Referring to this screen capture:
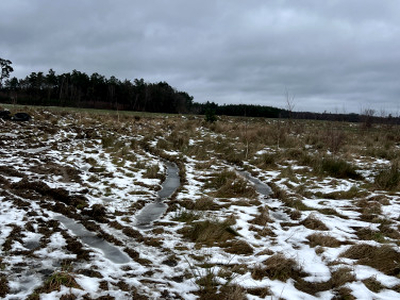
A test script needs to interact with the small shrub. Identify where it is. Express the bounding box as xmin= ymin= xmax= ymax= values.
xmin=204 ymin=107 xmax=217 ymax=123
